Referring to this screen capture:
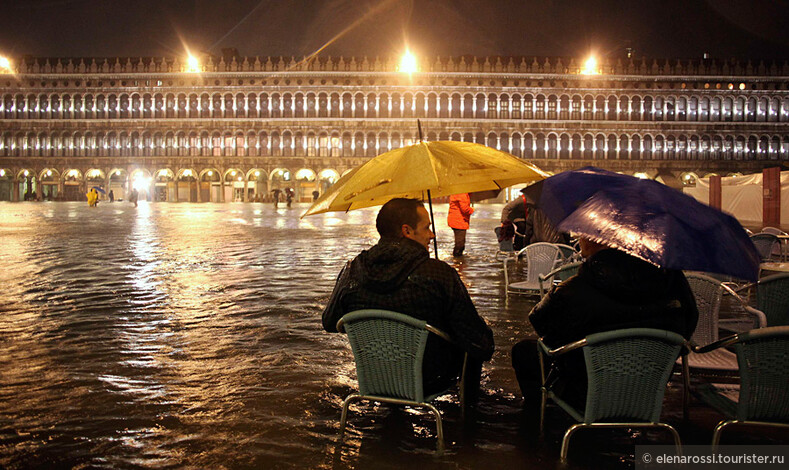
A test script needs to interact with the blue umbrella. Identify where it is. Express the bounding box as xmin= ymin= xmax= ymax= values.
xmin=91 ymin=186 xmax=106 ymax=194
xmin=538 ymin=167 xmax=760 ymax=281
